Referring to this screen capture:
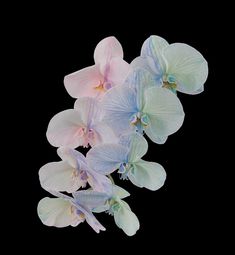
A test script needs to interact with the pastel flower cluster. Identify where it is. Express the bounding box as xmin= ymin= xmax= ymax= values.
xmin=37 ymin=36 xmax=208 ymax=236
